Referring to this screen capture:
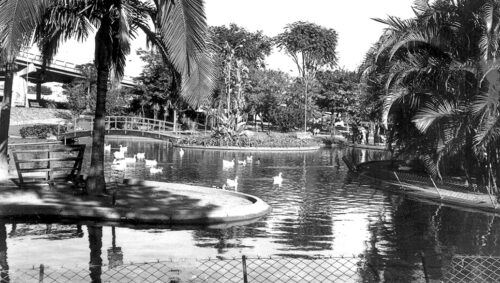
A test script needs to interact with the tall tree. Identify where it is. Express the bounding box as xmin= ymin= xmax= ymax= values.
xmin=276 ymin=21 xmax=338 ymax=132
xmin=210 ymin=24 xmax=272 ymax=121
